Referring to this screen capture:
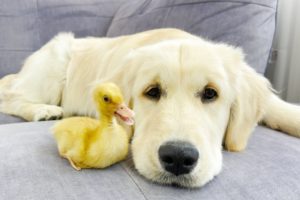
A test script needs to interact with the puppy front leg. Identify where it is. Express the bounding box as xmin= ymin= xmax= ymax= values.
xmin=0 ymin=97 xmax=63 ymax=121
